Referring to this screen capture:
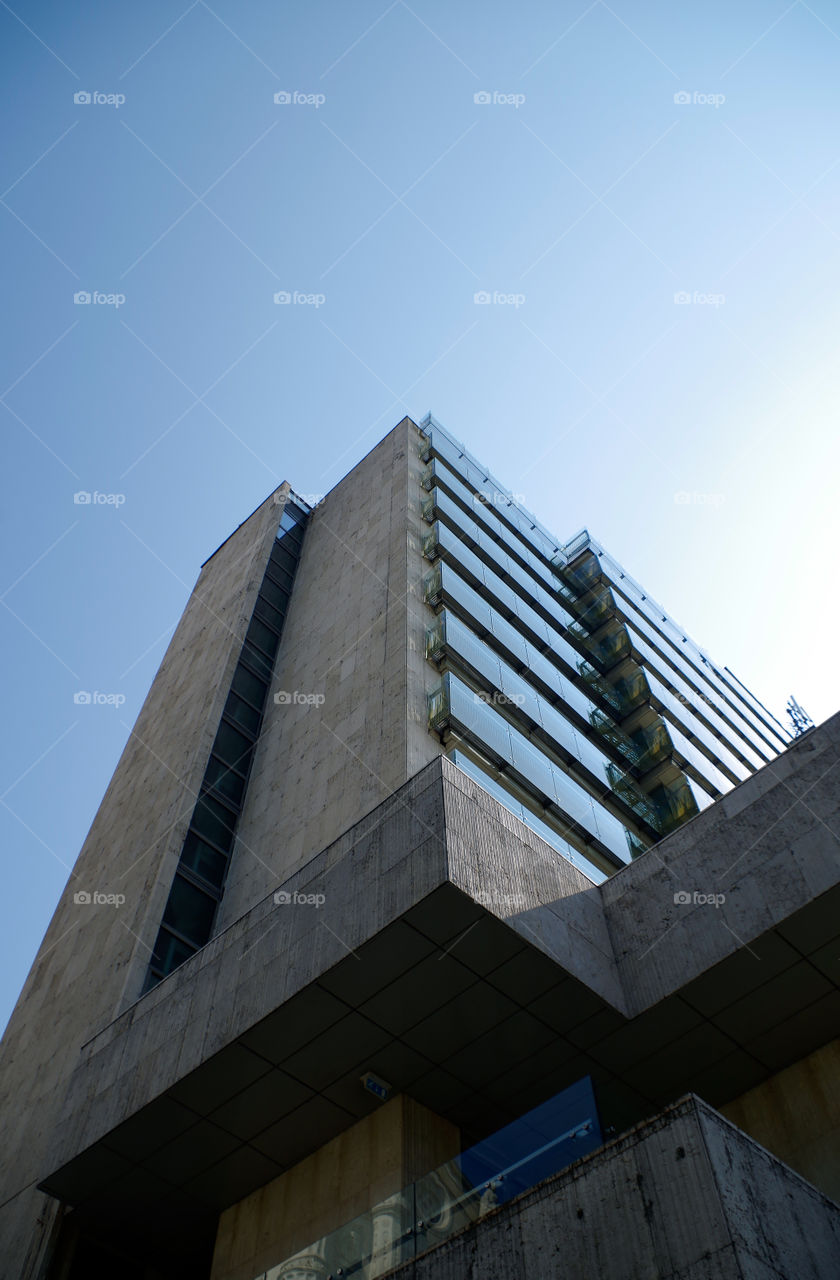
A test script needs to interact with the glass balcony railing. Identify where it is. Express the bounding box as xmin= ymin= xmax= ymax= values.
xmin=559 ymin=548 xmax=602 ymax=595
xmin=423 ymin=516 xmax=576 ymax=636
xmin=449 ymin=750 xmax=606 ymax=883
xmin=255 ymin=1078 xmax=602 ymax=1280
xmin=421 ymin=460 xmax=561 ymax=598
xmin=428 ymin=673 xmax=643 ymax=864
xmin=423 ymin=562 xmax=631 ymax=727
xmin=426 ymin=611 xmax=660 ymax=833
